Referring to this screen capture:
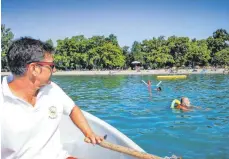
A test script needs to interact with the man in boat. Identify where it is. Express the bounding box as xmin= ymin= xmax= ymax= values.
xmin=1 ymin=37 xmax=103 ymax=159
